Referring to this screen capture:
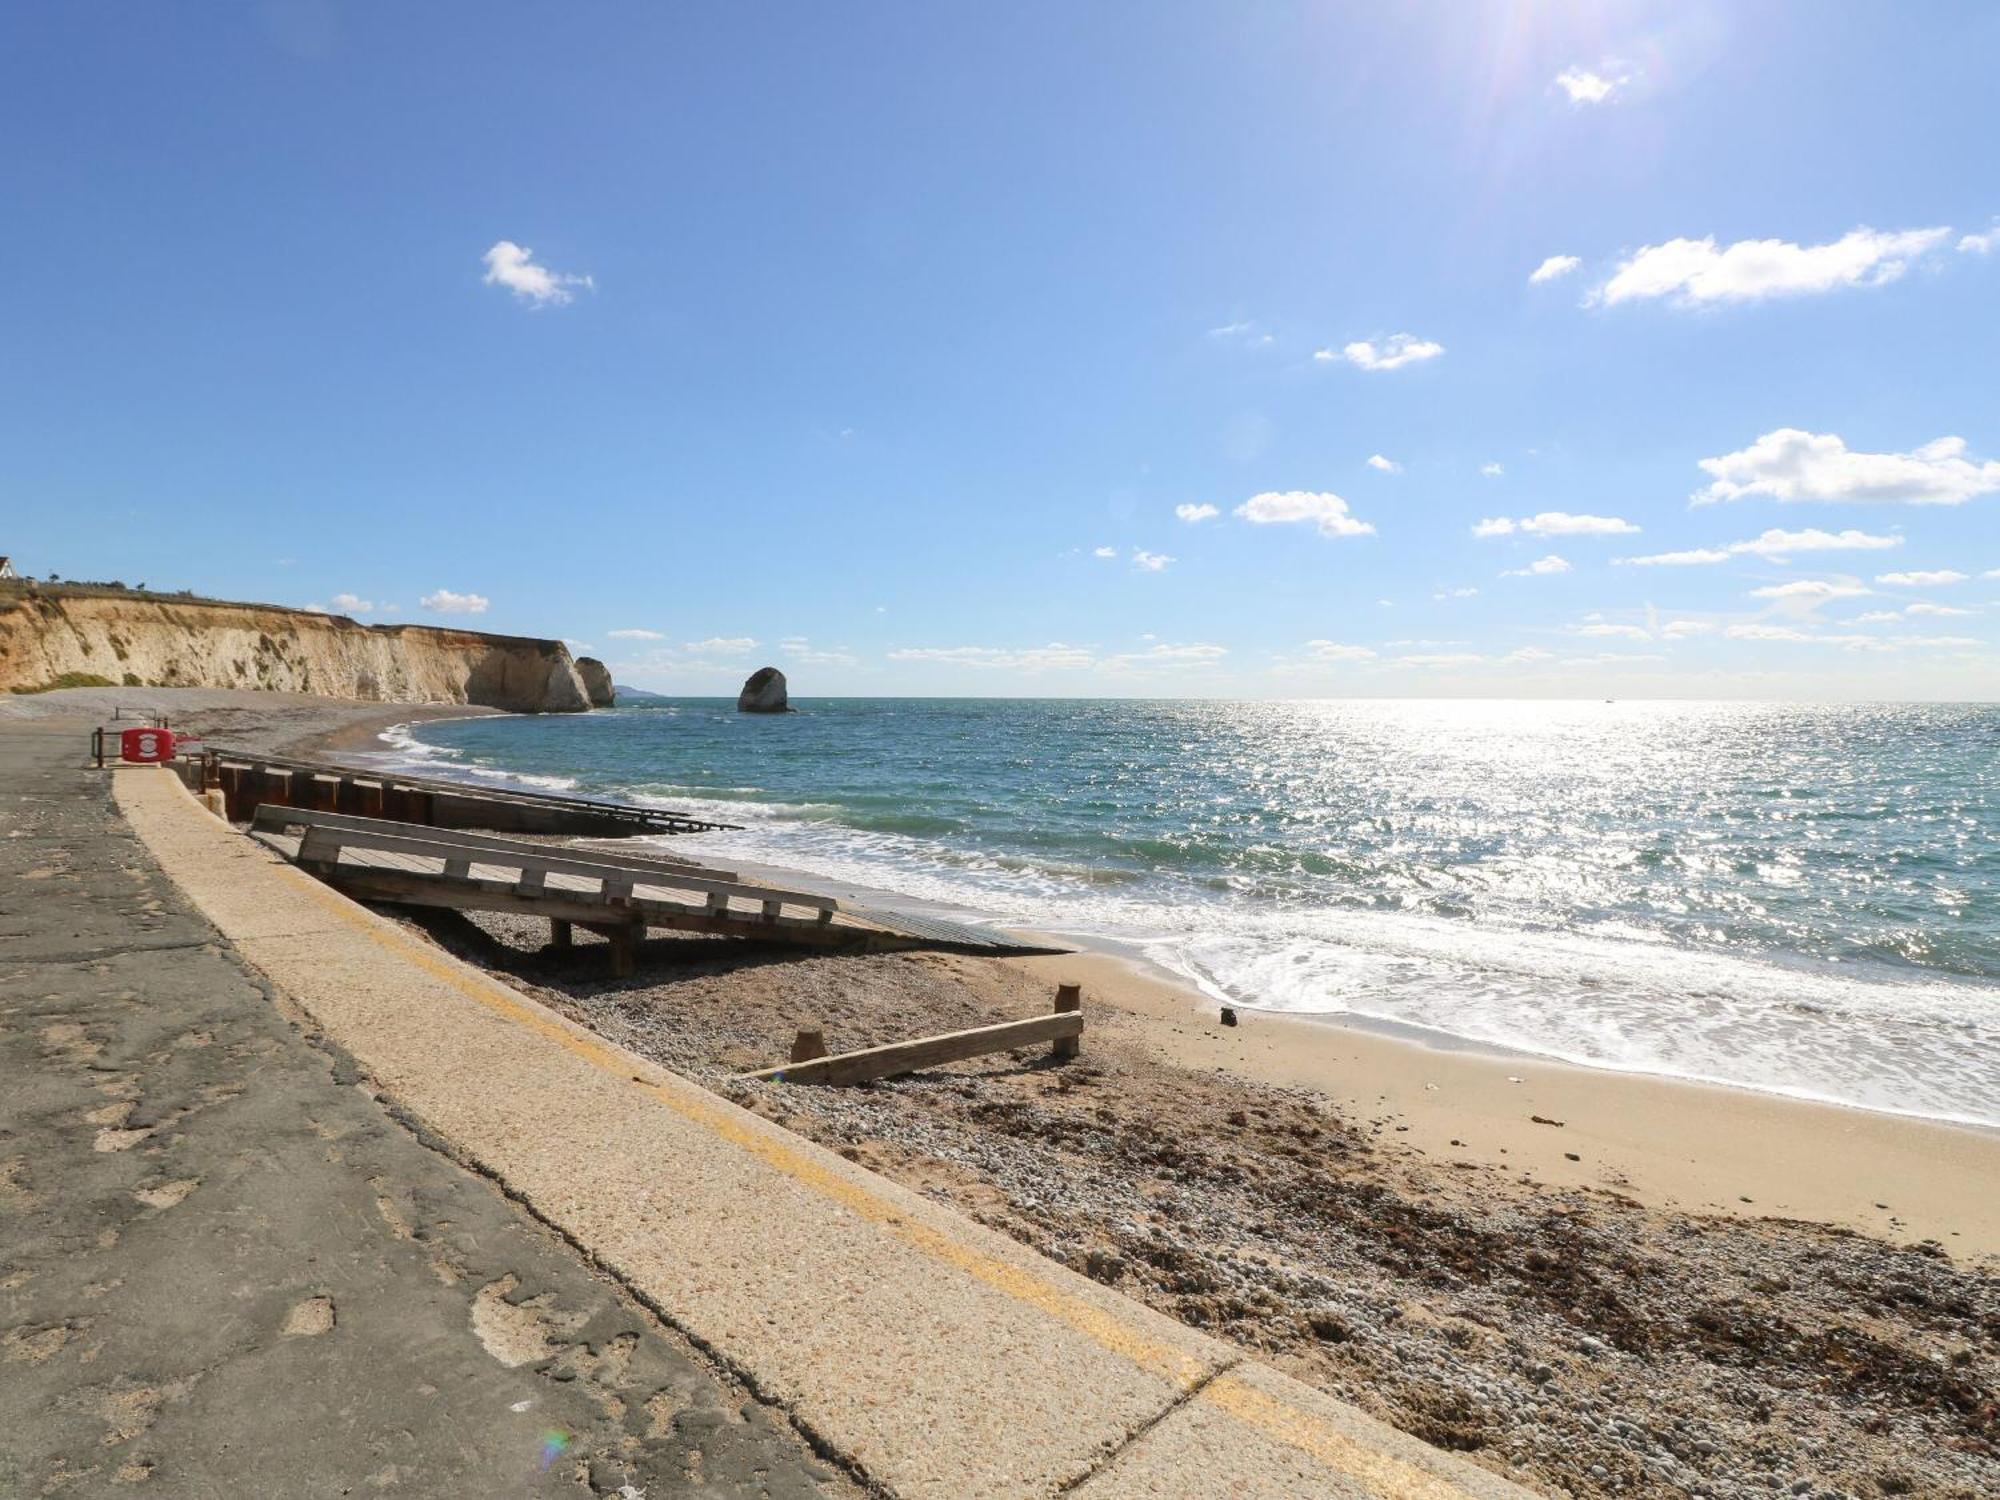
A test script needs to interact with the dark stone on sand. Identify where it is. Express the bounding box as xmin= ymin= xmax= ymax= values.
xmin=1220 ymin=1006 xmax=1238 ymax=1027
